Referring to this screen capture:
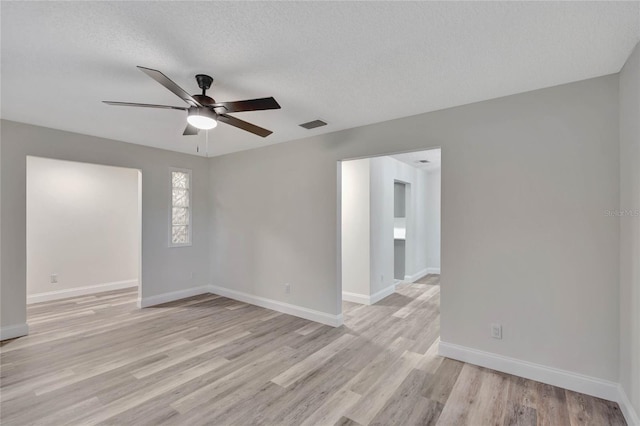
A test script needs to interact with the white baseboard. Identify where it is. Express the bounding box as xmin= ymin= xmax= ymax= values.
xmin=342 ymin=283 xmax=396 ymax=306
xmin=209 ymin=285 xmax=343 ymax=327
xmin=28 ymin=279 xmax=138 ymax=304
xmin=1 ymin=323 xmax=29 ymax=341
xmin=404 ymin=268 xmax=429 ymax=283
xmin=370 ymin=284 xmax=396 ymax=304
xmin=439 ymin=341 xmax=620 ymax=402
xmin=138 ymin=286 xmax=209 ymax=308
xmin=404 ymin=267 xmax=440 ymax=283
xmin=342 ymin=291 xmax=371 ymax=305
xmin=618 ymin=385 xmax=640 ymax=426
